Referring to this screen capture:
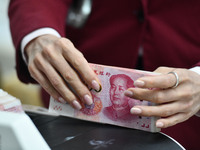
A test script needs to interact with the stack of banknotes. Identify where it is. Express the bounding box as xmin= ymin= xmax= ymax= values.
xmin=0 ymin=89 xmax=24 ymax=113
xmin=49 ymin=63 xmax=160 ymax=132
